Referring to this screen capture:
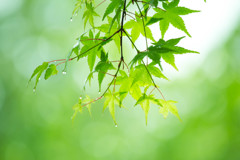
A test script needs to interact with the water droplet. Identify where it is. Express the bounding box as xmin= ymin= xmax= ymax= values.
xmin=98 ymin=92 xmax=101 ymax=94
xmin=33 ymin=89 xmax=36 ymax=93
xmin=62 ymin=71 xmax=67 ymax=75
xmin=70 ymin=17 xmax=73 ymax=22
xmin=54 ymin=61 xmax=57 ymax=63
xmin=79 ymin=96 xmax=82 ymax=100
xmin=115 ymin=124 xmax=118 ymax=127
xmin=38 ymin=78 xmax=41 ymax=80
